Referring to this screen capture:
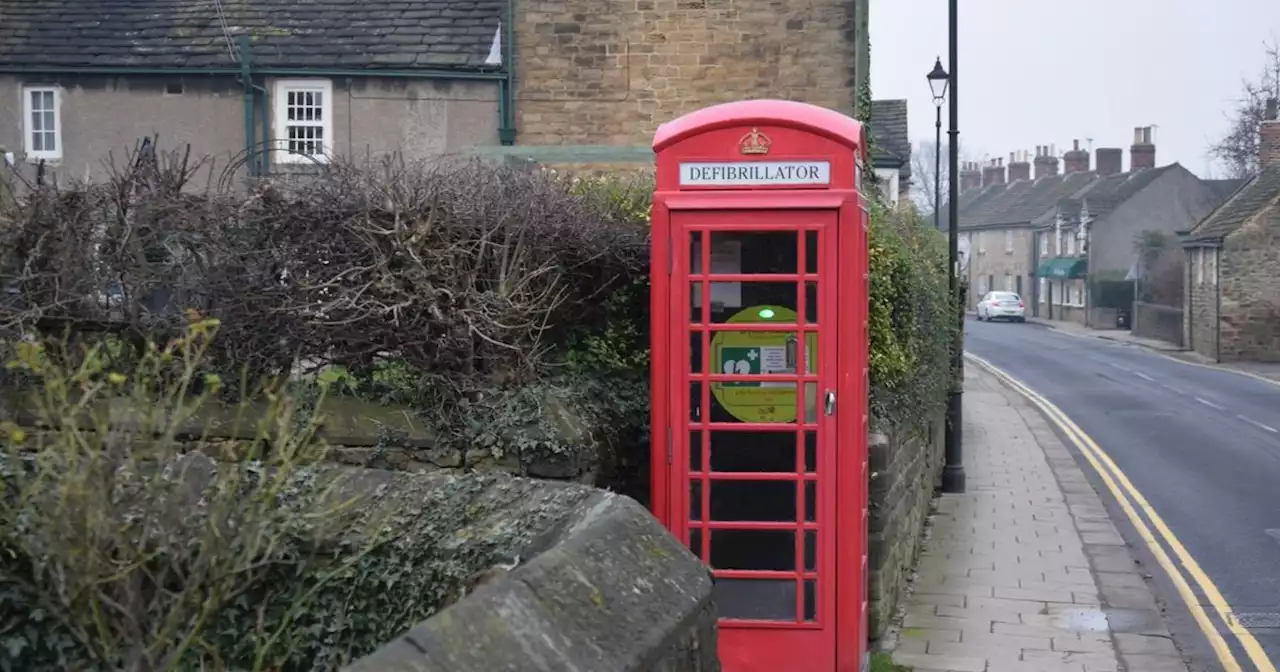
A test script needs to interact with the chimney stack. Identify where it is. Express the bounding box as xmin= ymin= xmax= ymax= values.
xmin=1261 ymin=98 xmax=1280 ymax=170
xmin=1096 ymin=147 xmax=1123 ymax=176
xmin=982 ymin=157 xmax=1007 ymax=186
xmin=1063 ymin=139 xmax=1090 ymax=174
xmin=1007 ymin=150 xmax=1032 ymax=182
xmin=1130 ymin=126 xmax=1156 ymax=170
xmin=1033 ymin=145 xmax=1060 ymax=179
xmin=960 ymin=161 xmax=983 ymax=193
